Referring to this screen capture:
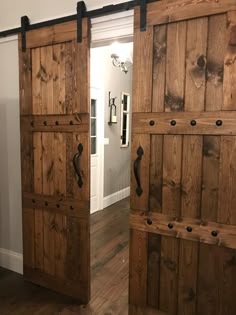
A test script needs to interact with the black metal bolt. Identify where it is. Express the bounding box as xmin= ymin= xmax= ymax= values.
xmin=187 ymin=226 xmax=193 ymax=233
xmin=31 ymin=121 xmax=34 ymax=127
xmin=211 ymin=231 xmax=218 ymax=237
xmin=55 ymin=121 xmax=59 ymax=125
xmin=70 ymin=121 xmax=74 ymax=125
xmin=45 ymin=201 xmax=48 ymax=206
xmin=70 ymin=206 xmax=74 ymax=210
xmin=147 ymin=218 xmax=152 ymax=225
xmin=216 ymin=120 xmax=222 ymax=126
xmin=56 ymin=204 xmax=60 ymax=208
xmin=191 ymin=120 xmax=197 ymax=126
xmin=149 ymin=120 xmax=155 ymax=126
xmin=168 ymin=223 xmax=174 ymax=229
xmin=32 ymin=199 xmax=36 ymax=203
xmin=43 ymin=121 xmax=47 ymax=126
xmin=171 ymin=120 xmax=176 ymax=126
